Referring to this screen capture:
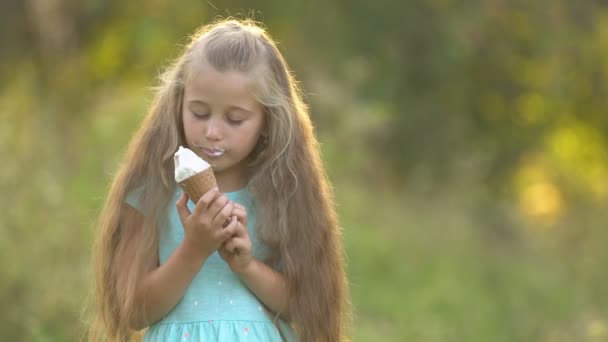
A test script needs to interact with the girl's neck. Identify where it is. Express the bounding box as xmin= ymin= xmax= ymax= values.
xmin=214 ymin=169 xmax=247 ymax=193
